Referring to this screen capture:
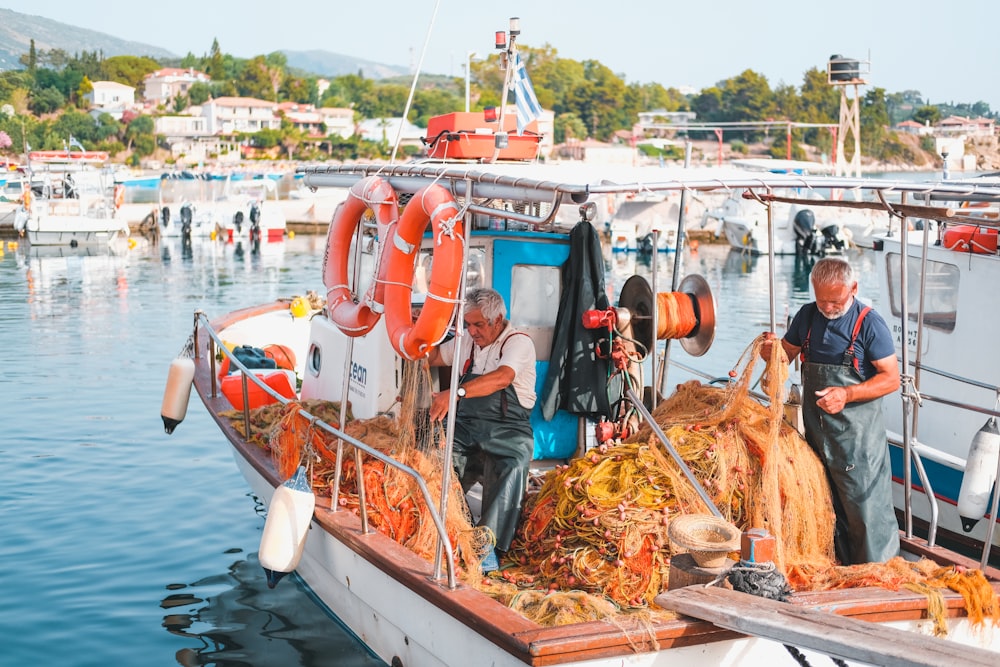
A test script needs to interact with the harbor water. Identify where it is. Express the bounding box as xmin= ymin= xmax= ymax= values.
xmin=0 ymin=233 xmax=881 ymax=666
